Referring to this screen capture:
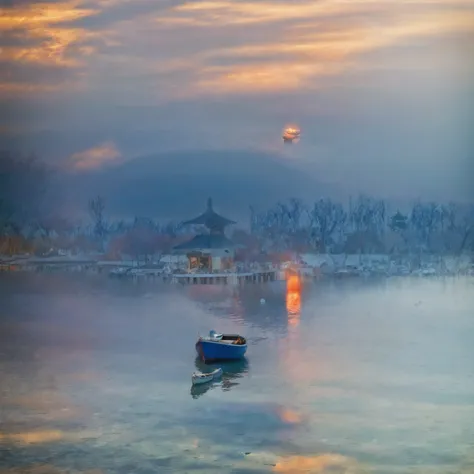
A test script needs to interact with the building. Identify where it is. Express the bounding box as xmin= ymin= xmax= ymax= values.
xmin=173 ymin=198 xmax=238 ymax=272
